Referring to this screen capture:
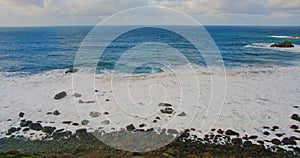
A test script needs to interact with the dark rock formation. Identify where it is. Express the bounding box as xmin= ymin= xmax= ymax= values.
xmin=270 ymin=41 xmax=294 ymax=48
